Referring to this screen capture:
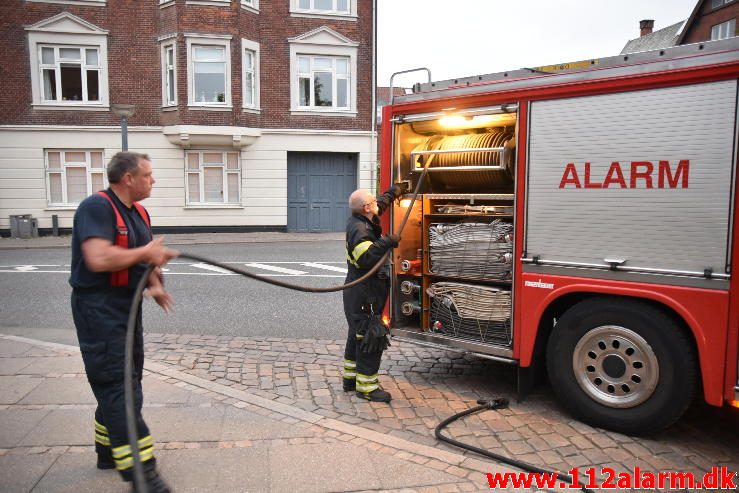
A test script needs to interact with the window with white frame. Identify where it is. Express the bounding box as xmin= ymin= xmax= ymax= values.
xmin=27 ymin=0 xmax=105 ymax=5
xmin=711 ymin=18 xmax=736 ymax=40
xmin=27 ymin=13 xmax=109 ymax=108
xmin=38 ymin=45 xmax=101 ymax=103
xmin=185 ymin=0 xmax=229 ymax=4
xmin=186 ymin=37 xmax=232 ymax=107
xmin=288 ymin=27 xmax=357 ymax=114
xmin=45 ymin=150 xmax=106 ymax=206
xmin=162 ymin=42 xmax=177 ymax=106
xmin=297 ymin=55 xmax=349 ymax=109
xmin=711 ymin=0 xmax=734 ymax=9
xmin=296 ymin=0 xmax=349 ymax=13
xmin=186 ymin=151 xmax=241 ymax=204
xmin=242 ymin=39 xmax=260 ymax=109
xmin=241 ymin=0 xmax=257 ymax=7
